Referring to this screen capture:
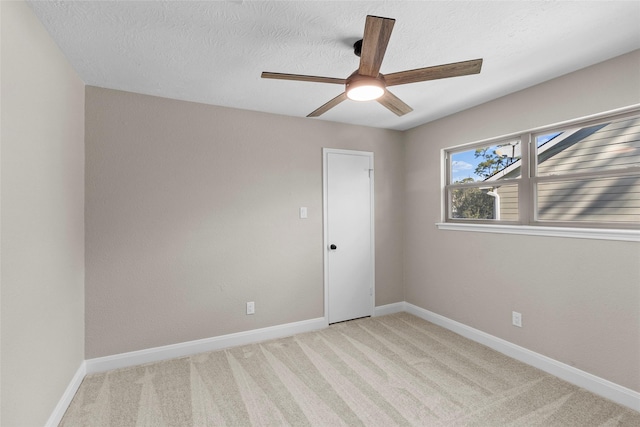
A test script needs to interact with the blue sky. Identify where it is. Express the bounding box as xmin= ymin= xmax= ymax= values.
xmin=450 ymin=133 xmax=558 ymax=183
xmin=451 ymin=150 xmax=484 ymax=182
